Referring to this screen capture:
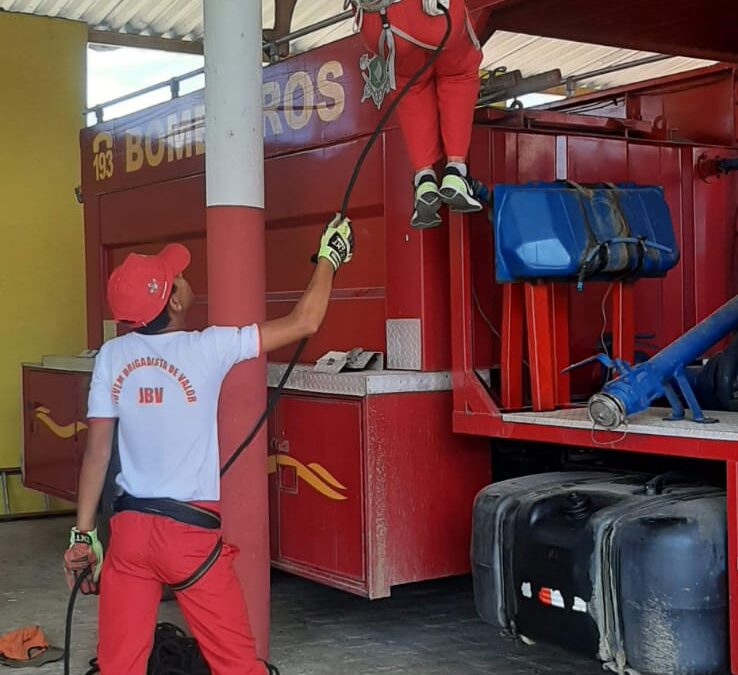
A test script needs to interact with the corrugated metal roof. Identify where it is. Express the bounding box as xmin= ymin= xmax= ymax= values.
xmin=0 ymin=0 xmax=715 ymax=91
xmin=483 ymin=31 xmax=714 ymax=90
